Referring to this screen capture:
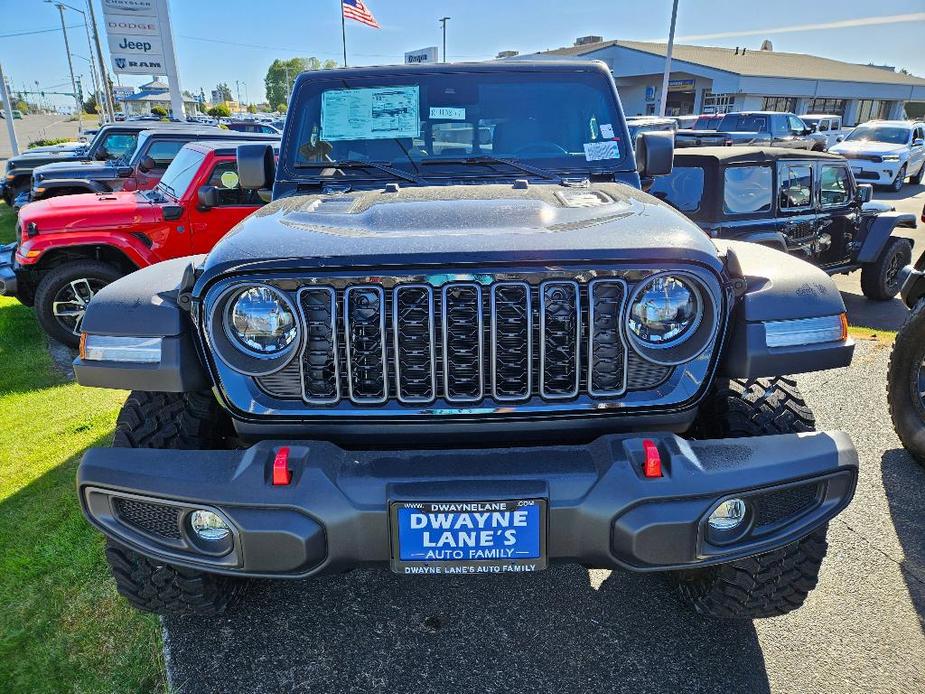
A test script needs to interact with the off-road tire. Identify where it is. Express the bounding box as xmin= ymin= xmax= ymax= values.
xmin=691 ymin=376 xmax=816 ymax=438
xmin=113 ymin=390 xmax=234 ymax=450
xmin=105 ymin=390 xmax=241 ymax=615
xmin=674 ymin=377 xmax=826 ymax=618
xmin=860 ymin=237 xmax=912 ymax=301
xmin=33 ymin=260 xmax=123 ymax=346
xmin=105 ymin=541 xmax=242 ymax=616
xmin=887 ymin=299 xmax=925 ymax=465
xmin=890 ymin=165 xmax=906 ymax=192
xmin=672 ymin=526 xmax=829 ymax=619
